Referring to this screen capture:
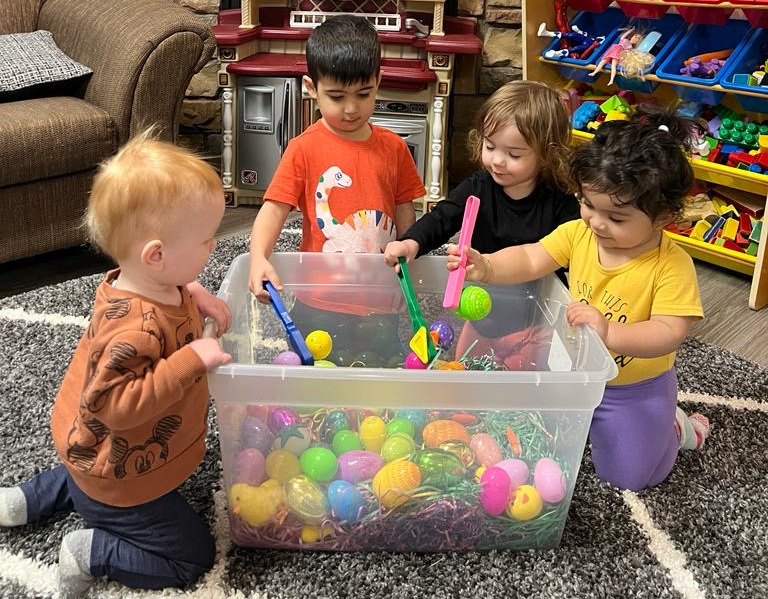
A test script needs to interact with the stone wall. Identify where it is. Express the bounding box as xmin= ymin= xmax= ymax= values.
xmin=450 ymin=0 xmax=523 ymax=185
xmin=175 ymin=0 xmax=223 ymax=159
xmin=174 ymin=0 xmax=524 ymax=186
